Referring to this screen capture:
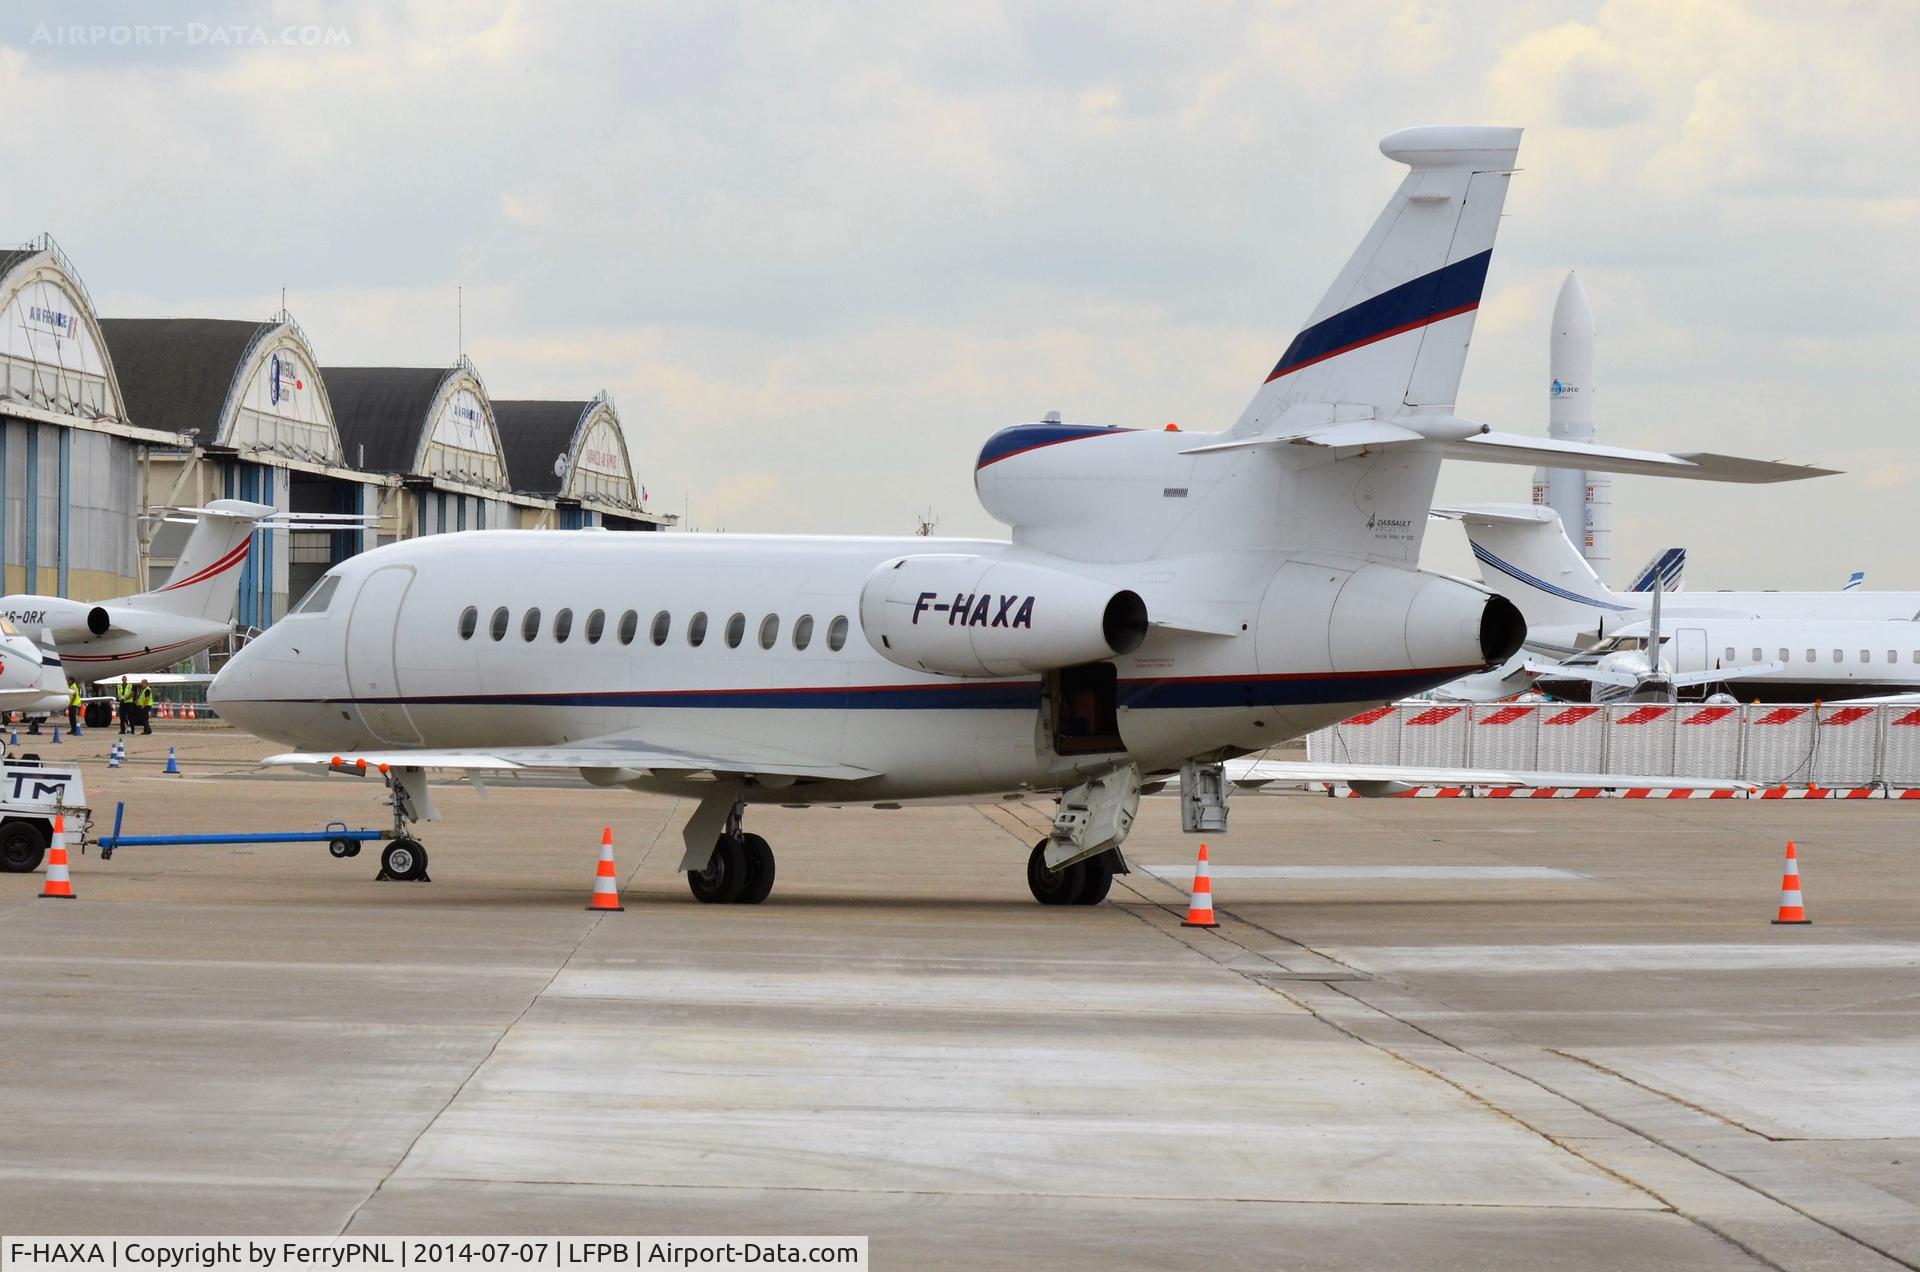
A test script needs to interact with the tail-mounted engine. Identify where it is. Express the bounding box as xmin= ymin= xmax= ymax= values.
xmin=859 ymin=554 xmax=1147 ymax=678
